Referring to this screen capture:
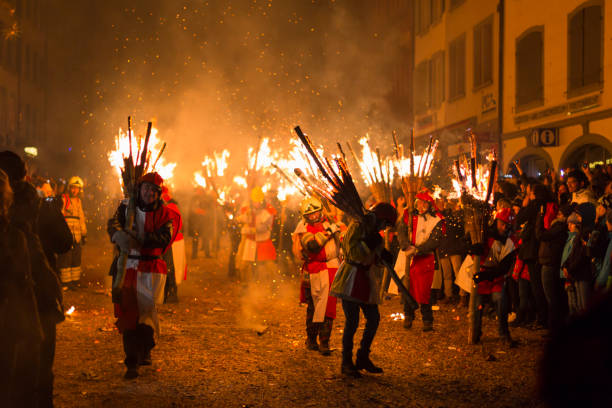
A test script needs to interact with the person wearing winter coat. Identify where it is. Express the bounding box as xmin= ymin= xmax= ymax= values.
xmin=330 ymin=202 xmax=396 ymax=378
xmin=595 ymin=209 xmax=612 ymax=291
xmin=0 ymin=151 xmax=65 ymax=408
xmin=567 ymin=170 xmax=597 ymax=205
xmin=514 ymin=182 xmax=549 ymax=328
xmin=561 ymin=213 xmax=592 ymax=316
xmin=0 ymin=168 xmax=44 ymax=408
xmin=536 ymin=203 xmax=571 ymax=332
